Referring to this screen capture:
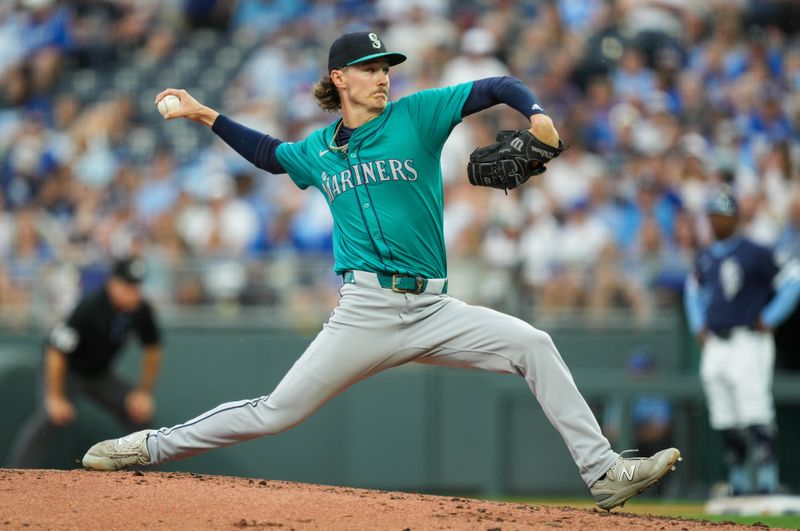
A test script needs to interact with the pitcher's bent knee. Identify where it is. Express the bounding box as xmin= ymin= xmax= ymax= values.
xmin=520 ymin=327 xmax=558 ymax=356
xmin=531 ymin=328 xmax=556 ymax=350
xmin=506 ymin=325 xmax=560 ymax=367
